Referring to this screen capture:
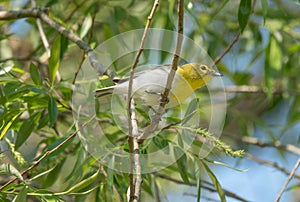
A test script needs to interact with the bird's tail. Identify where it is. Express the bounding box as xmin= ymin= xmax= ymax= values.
xmin=94 ymin=86 xmax=115 ymax=98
